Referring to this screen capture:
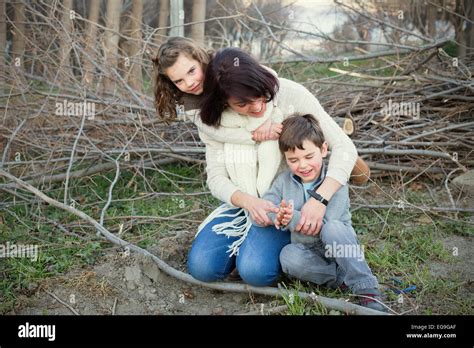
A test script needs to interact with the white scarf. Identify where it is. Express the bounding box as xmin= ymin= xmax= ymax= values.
xmin=196 ymin=101 xmax=284 ymax=256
